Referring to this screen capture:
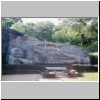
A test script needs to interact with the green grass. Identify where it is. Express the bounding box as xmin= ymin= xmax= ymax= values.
xmin=89 ymin=52 xmax=98 ymax=56
xmin=78 ymin=72 xmax=98 ymax=81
